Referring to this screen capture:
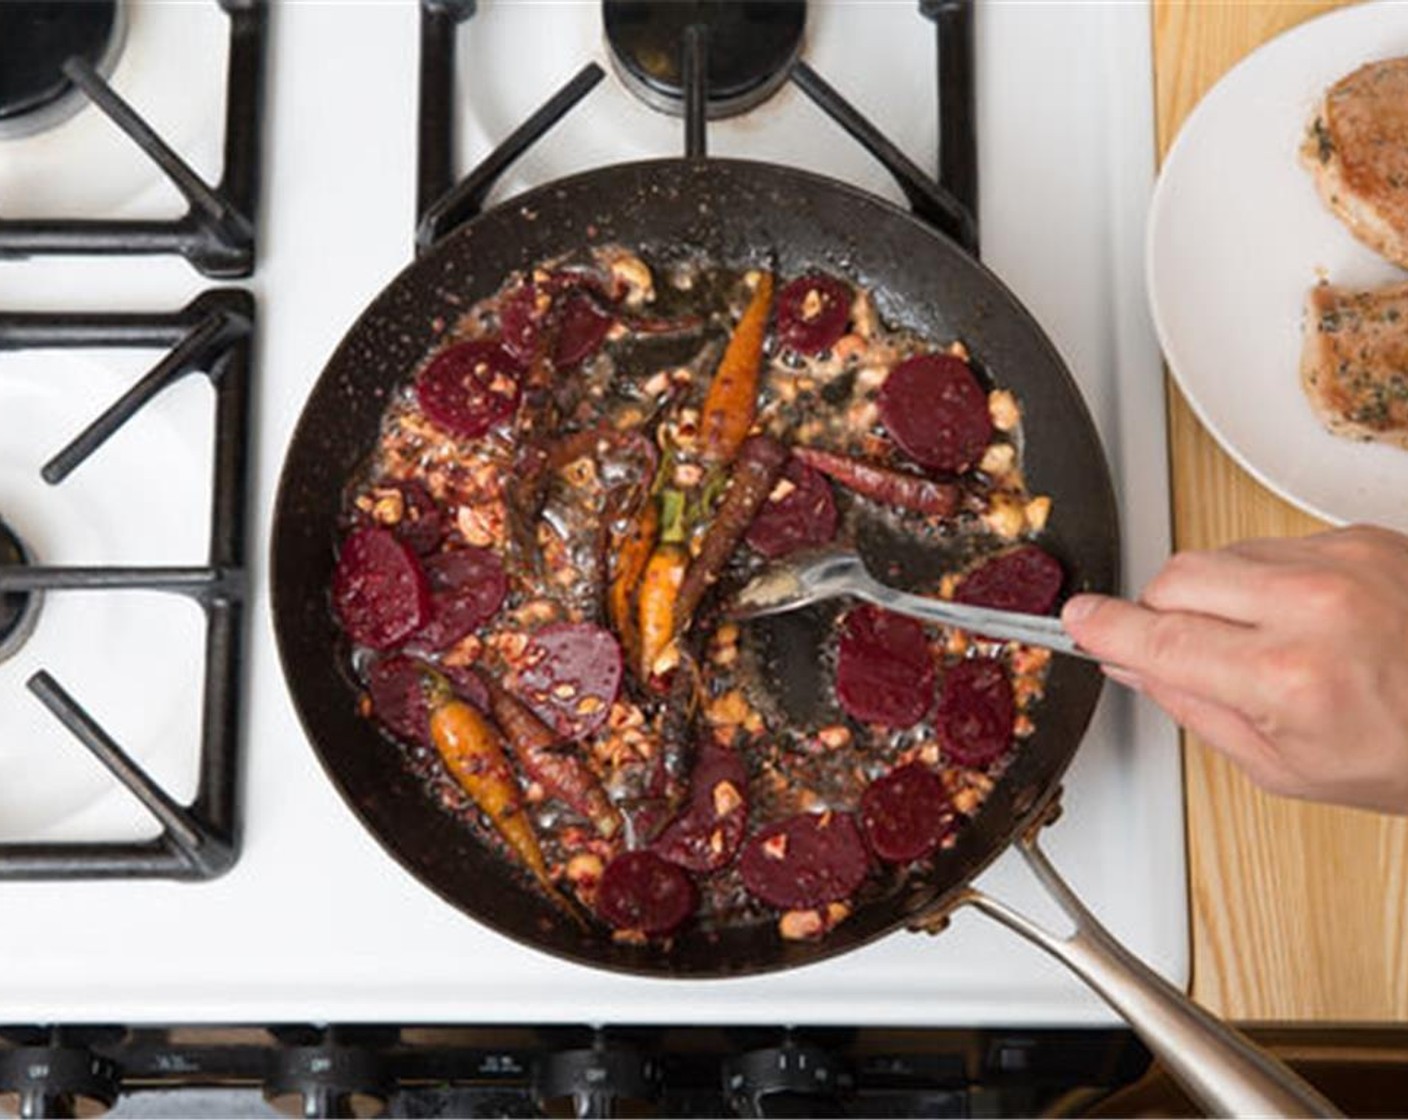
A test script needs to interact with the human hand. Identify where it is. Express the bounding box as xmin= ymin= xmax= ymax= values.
xmin=1060 ymin=525 xmax=1408 ymax=815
